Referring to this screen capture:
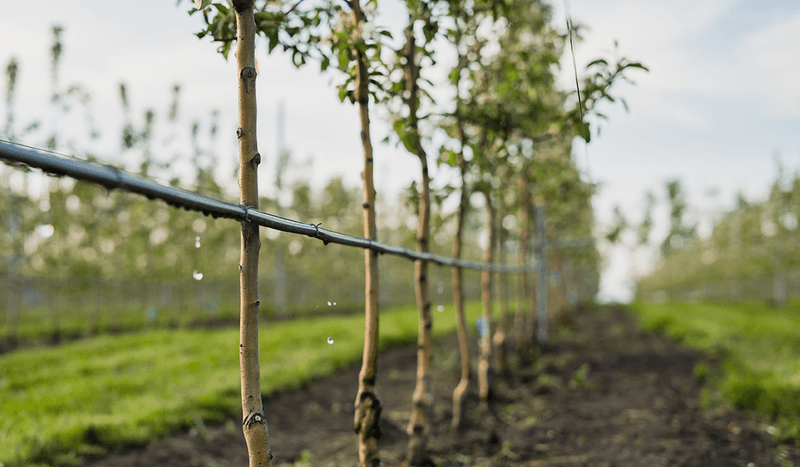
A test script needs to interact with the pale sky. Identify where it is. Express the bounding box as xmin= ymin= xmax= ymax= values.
xmin=1 ymin=1 xmax=798 ymax=302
